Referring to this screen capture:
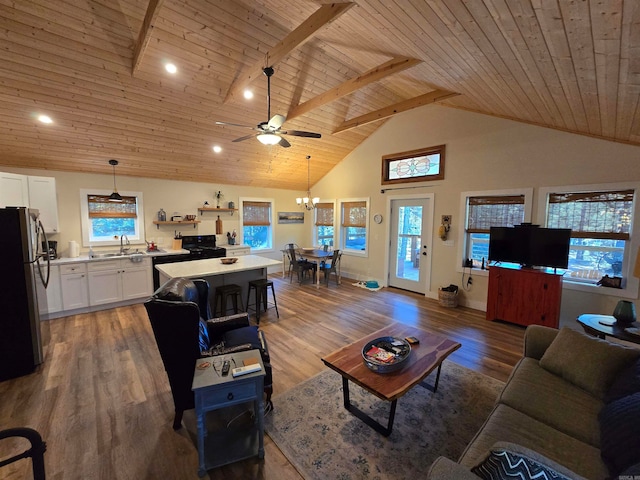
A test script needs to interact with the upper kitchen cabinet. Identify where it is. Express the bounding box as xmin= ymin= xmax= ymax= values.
xmin=0 ymin=172 xmax=60 ymax=233
xmin=0 ymin=172 xmax=29 ymax=207
xmin=28 ymin=176 xmax=59 ymax=234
